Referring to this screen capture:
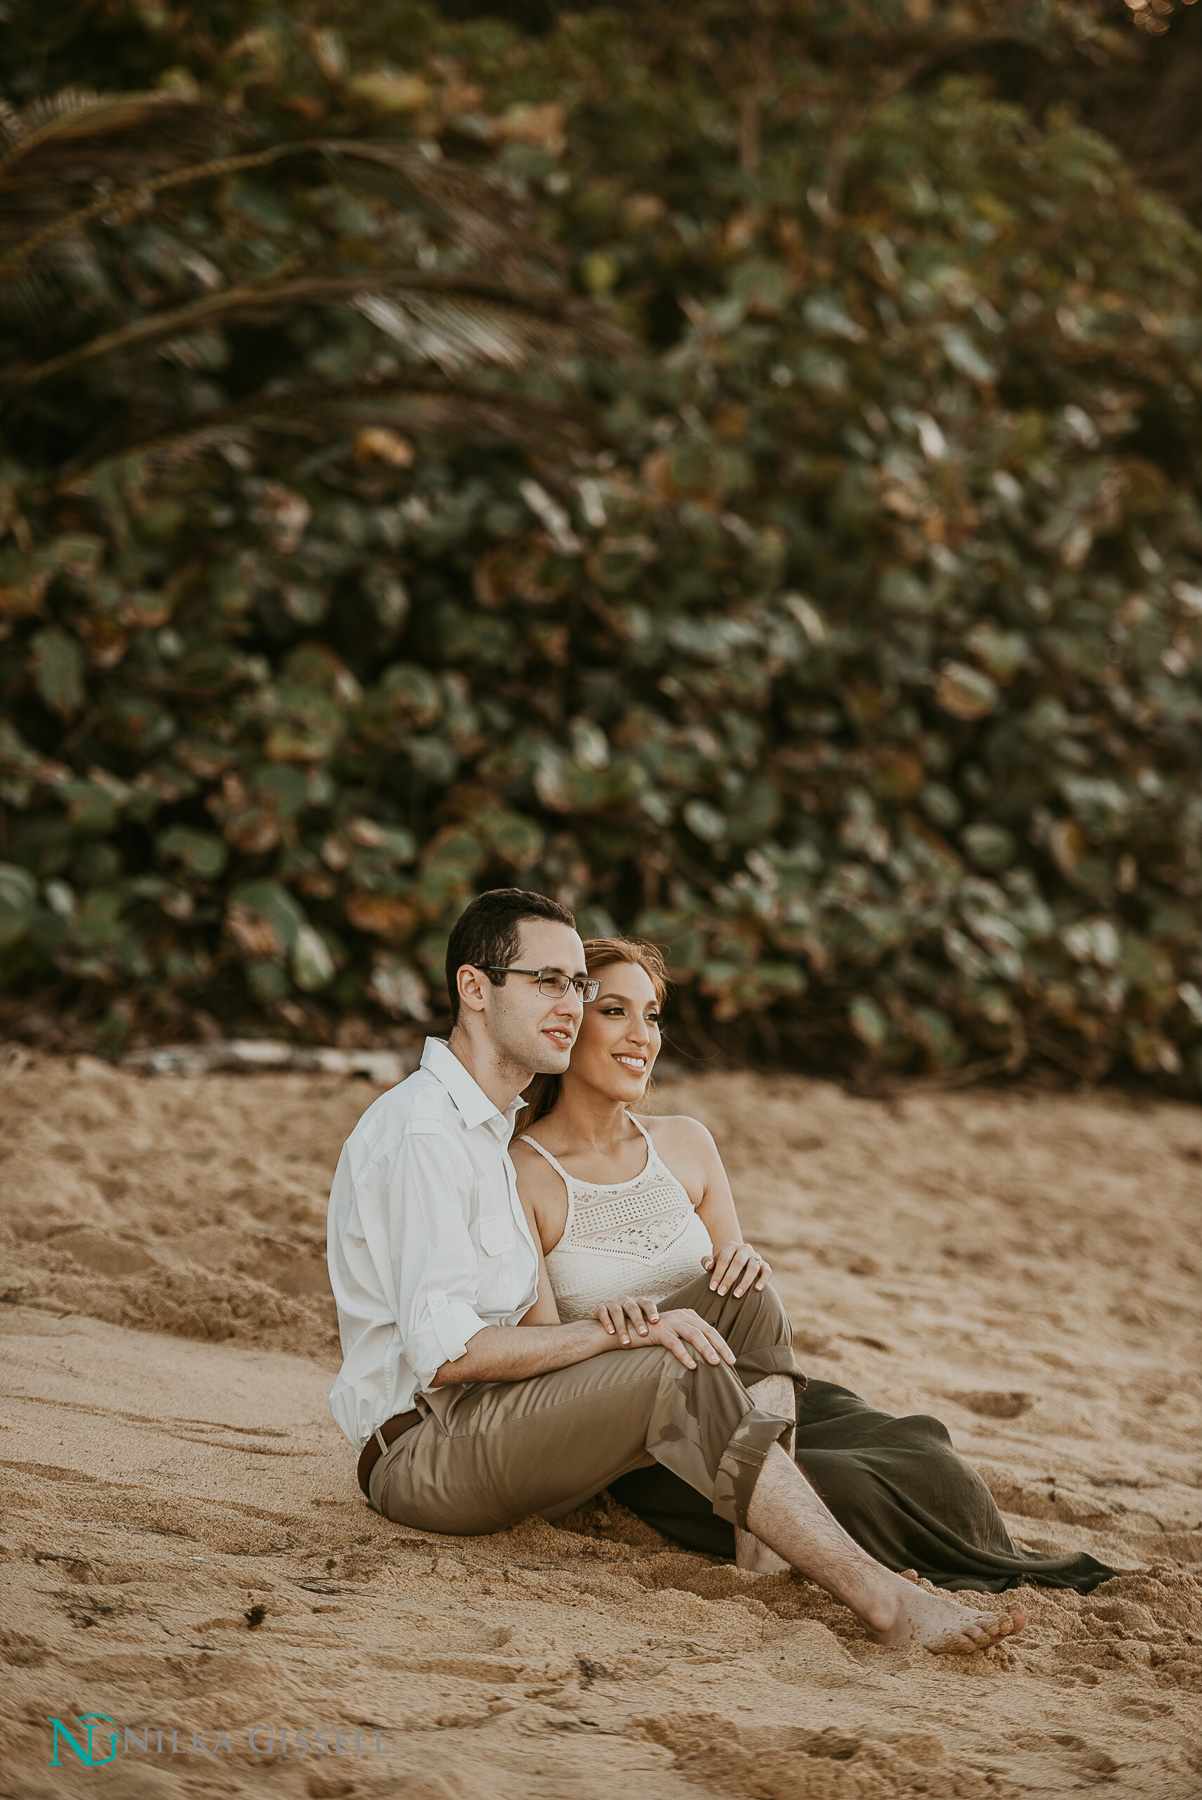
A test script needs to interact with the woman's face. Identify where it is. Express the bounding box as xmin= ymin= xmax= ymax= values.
xmin=566 ymin=959 xmax=662 ymax=1104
